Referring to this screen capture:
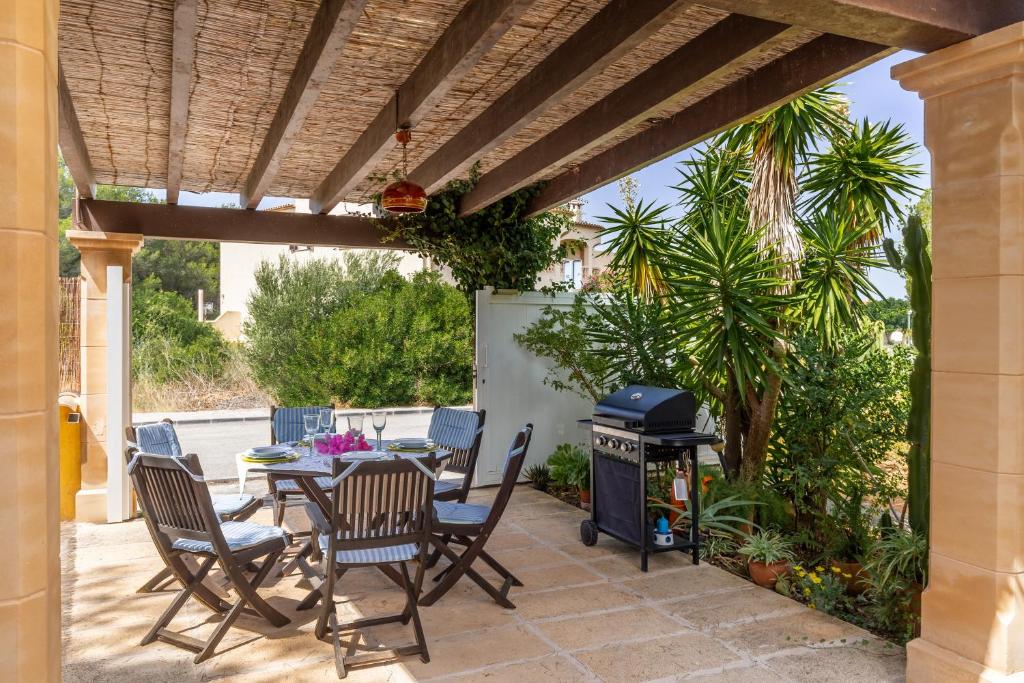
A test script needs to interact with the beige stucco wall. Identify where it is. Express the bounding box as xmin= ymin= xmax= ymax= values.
xmin=0 ymin=0 xmax=62 ymax=678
